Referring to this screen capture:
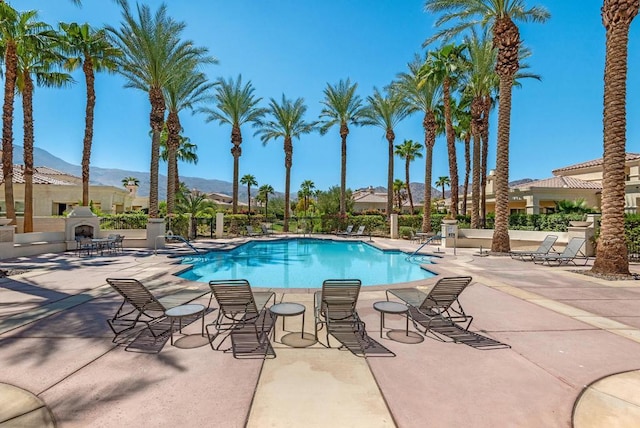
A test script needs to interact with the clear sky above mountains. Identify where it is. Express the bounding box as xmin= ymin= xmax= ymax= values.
xmin=16 ymin=0 xmax=640 ymax=194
